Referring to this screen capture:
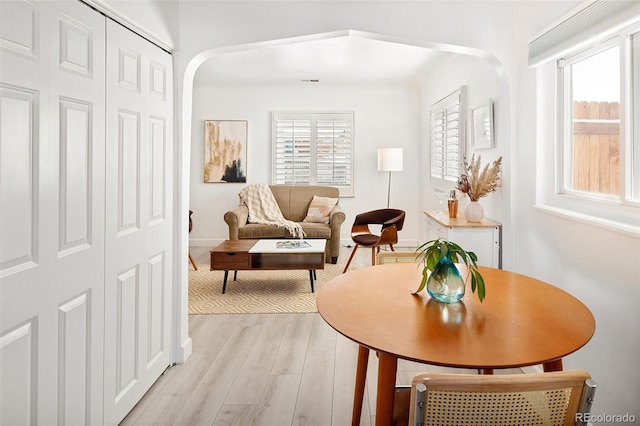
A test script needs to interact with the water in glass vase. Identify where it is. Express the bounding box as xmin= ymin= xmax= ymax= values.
xmin=427 ymin=257 xmax=465 ymax=303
